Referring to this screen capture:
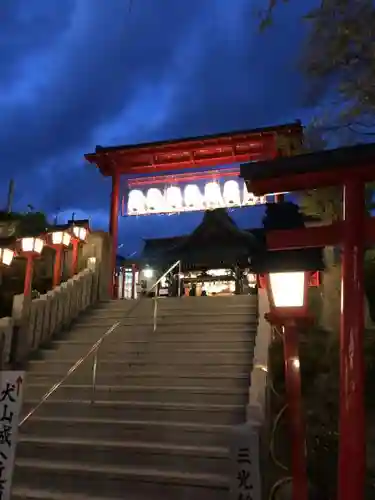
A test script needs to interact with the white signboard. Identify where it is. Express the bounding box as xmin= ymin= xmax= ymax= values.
xmin=230 ymin=423 xmax=261 ymax=500
xmin=0 ymin=371 xmax=24 ymax=500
